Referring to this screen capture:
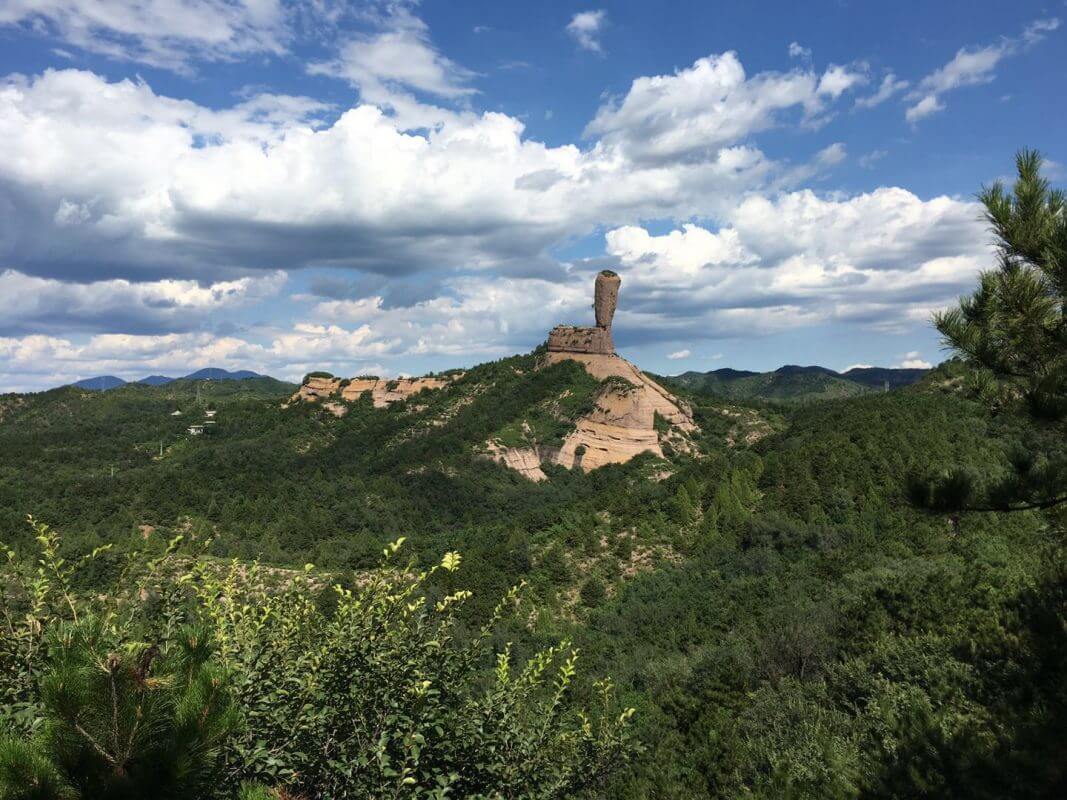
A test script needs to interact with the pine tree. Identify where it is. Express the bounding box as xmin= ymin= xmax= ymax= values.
xmin=0 ymin=620 xmax=239 ymax=800
xmin=917 ymin=149 xmax=1067 ymax=512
